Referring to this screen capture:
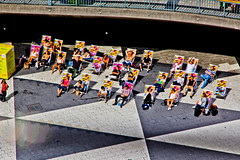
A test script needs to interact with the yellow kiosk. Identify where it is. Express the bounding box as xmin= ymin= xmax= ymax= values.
xmin=0 ymin=44 xmax=16 ymax=79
